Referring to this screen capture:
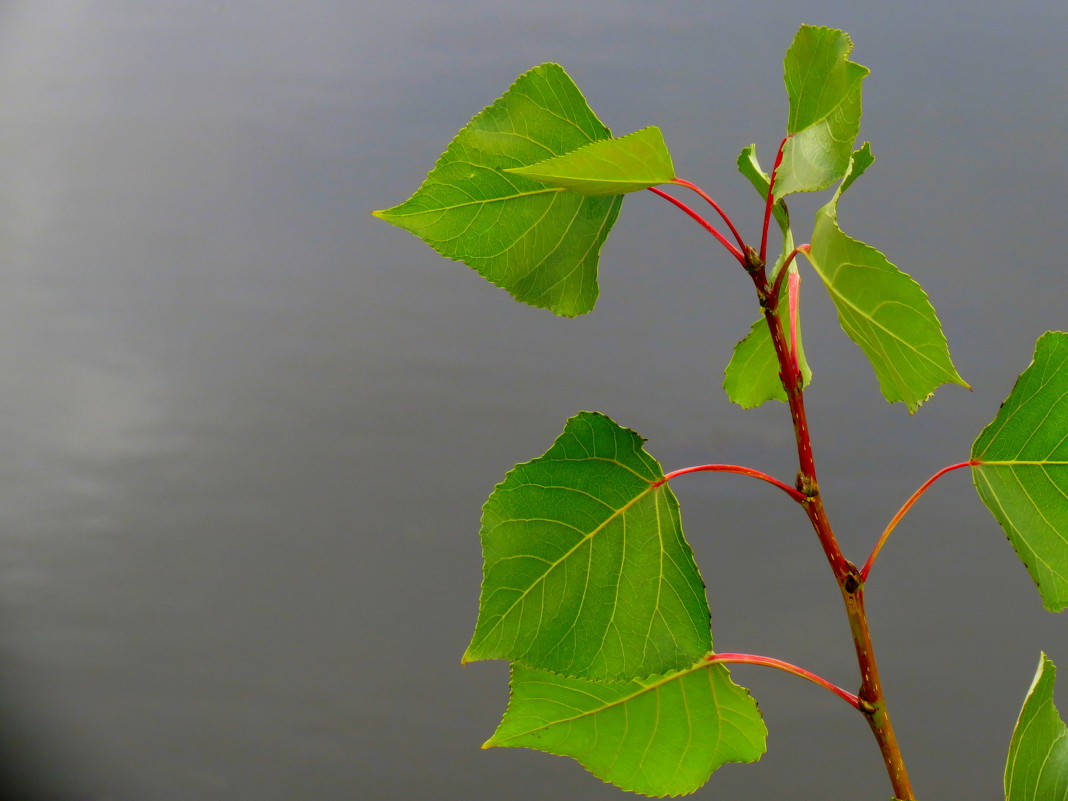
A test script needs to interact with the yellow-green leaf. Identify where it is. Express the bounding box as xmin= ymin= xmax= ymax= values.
xmin=373 ymin=64 xmax=621 ymax=317
xmin=505 ymin=126 xmax=675 ymax=196
xmin=972 ymin=332 xmax=1068 ymax=611
xmin=486 ymin=658 xmax=766 ymax=797
xmin=463 ymin=412 xmax=711 ymax=679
